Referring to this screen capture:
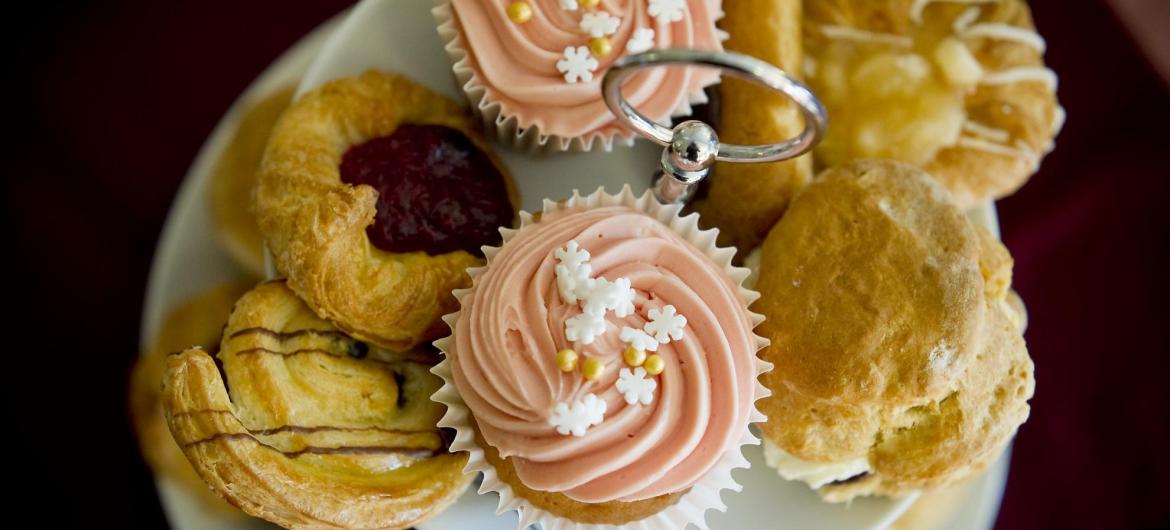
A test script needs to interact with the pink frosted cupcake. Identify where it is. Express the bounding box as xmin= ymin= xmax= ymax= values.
xmin=432 ymin=187 xmax=769 ymax=529
xmin=434 ymin=0 xmax=725 ymax=152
